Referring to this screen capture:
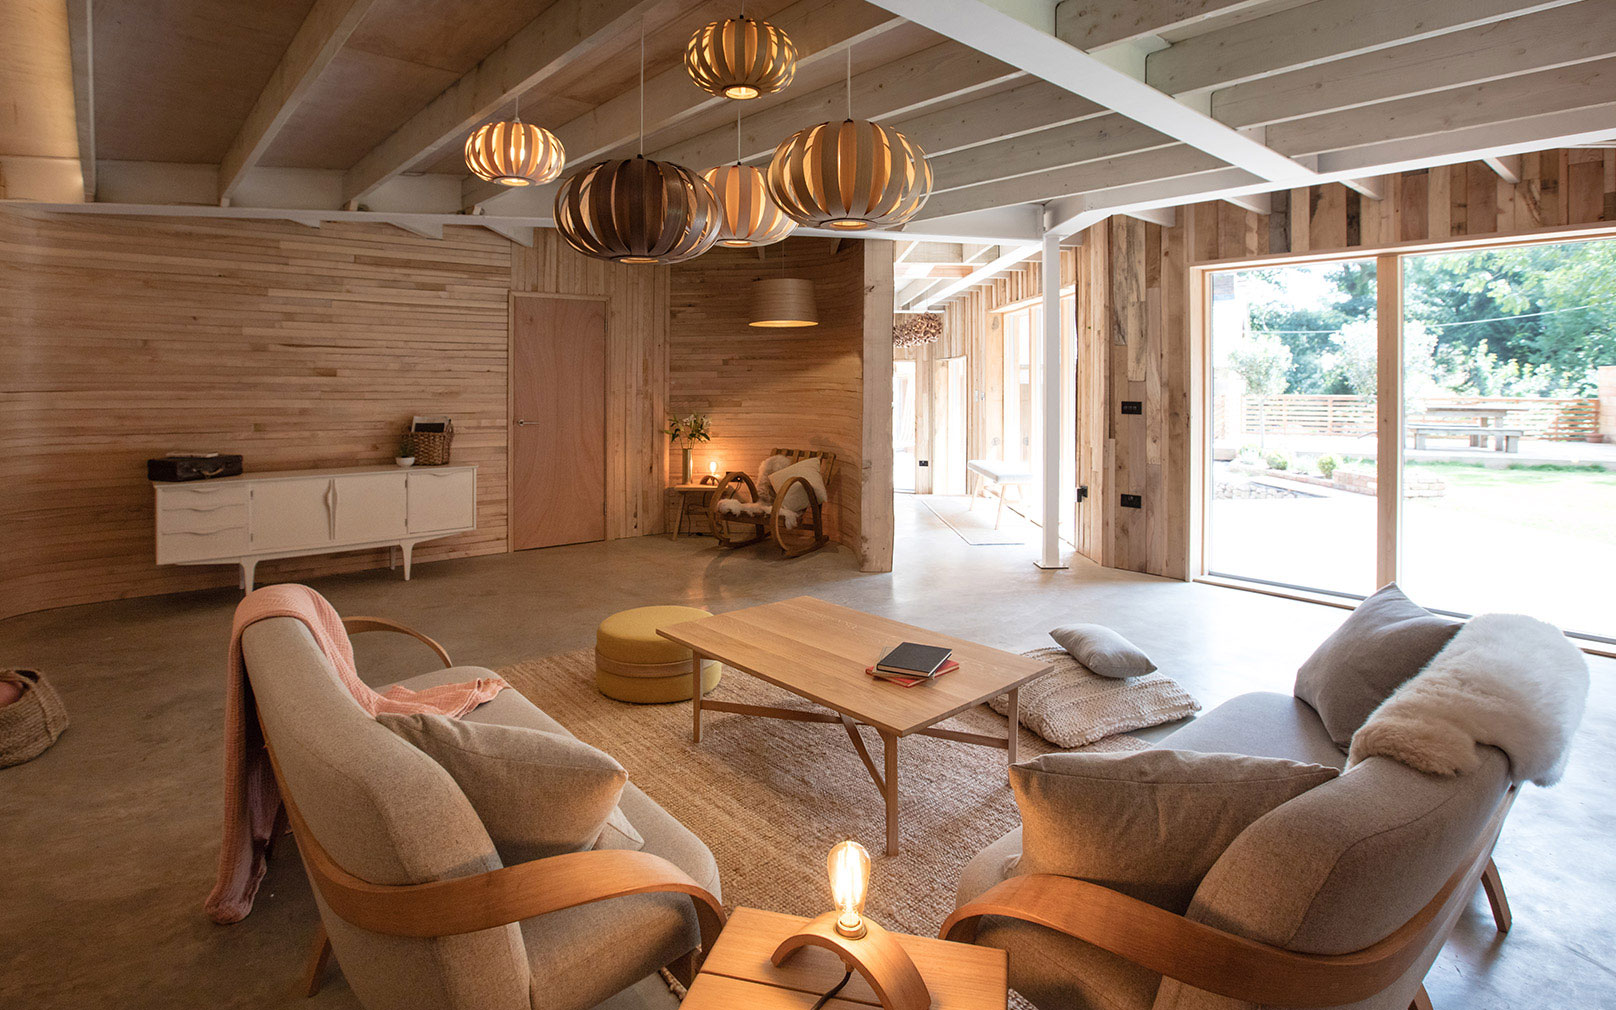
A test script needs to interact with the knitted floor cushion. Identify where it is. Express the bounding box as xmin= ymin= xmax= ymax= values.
xmin=595 ymin=606 xmax=722 ymax=704
xmin=0 ymin=669 xmax=69 ymax=768
xmin=990 ymin=647 xmax=1200 ymax=748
